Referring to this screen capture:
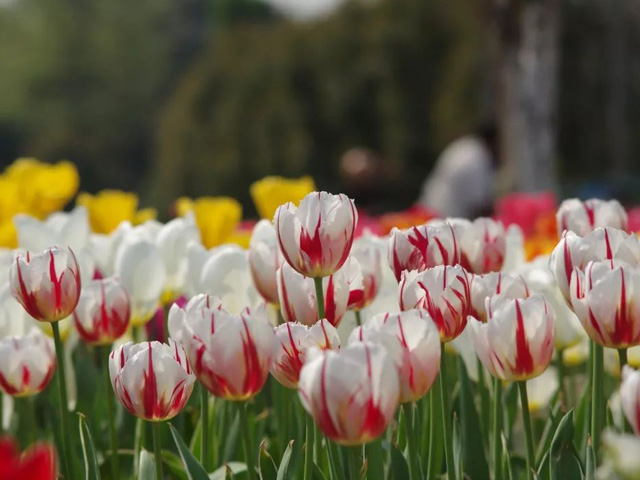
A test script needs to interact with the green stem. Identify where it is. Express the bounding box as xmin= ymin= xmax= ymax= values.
xmin=327 ymin=438 xmax=343 ymax=480
xmin=304 ymin=413 xmax=314 ymax=480
xmin=591 ymin=343 xmax=604 ymax=456
xmin=52 ymin=322 xmax=73 ymax=480
xmin=355 ymin=310 xmax=362 ymax=327
xmin=365 ymin=438 xmax=384 ymax=480
xmin=403 ymin=403 xmax=419 ymax=480
xmin=518 ymin=382 xmax=535 ymax=480
xmin=151 ymin=421 xmax=163 ymax=480
xmin=200 ymin=386 xmax=210 ymax=471
xmin=314 ymin=277 xmax=325 ymax=319
xmin=238 ymin=403 xmax=256 ymax=480
xmin=557 ymin=349 xmax=566 ymax=406
xmin=103 ymin=347 xmax=118 ymax=479
xmin=439 ymin=344 xmax=456 ymax=480
xmin=476 ymin=357 xmax=490 ymax=440
xmin=618 ymin=348 xmax=628 ymax=372
xmin=492 ymin=377 xmax=503 ymax=480
xmin=347 ymin=446 xmax=361 ymax=480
